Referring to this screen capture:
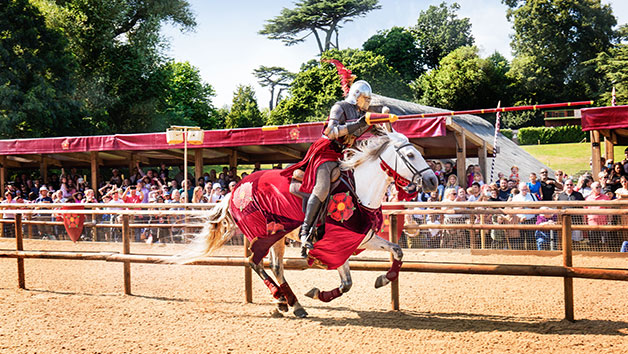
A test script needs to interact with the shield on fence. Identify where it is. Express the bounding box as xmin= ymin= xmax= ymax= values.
xmin=62 ymin=205 xmax=85 ymax=242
